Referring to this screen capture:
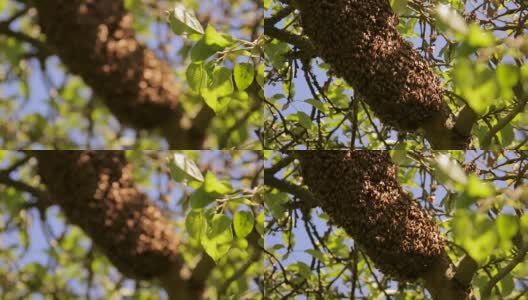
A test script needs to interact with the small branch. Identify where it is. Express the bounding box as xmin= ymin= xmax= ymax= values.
xmin=0 ymin=174 xmax=49 ymax=203
xmin=266 ymin=155 xmax=294 ymax=175
xmin=0 ymin=22 xmax=54 ymax=58
xmin=264 ymin=25 xmax=316 ymax=55
xmin=0 ymin=155 xmax=31 ymax=177
xmin=481 ymin=84 xmax=527 ymax=148
xmin=265 ymin=6 xmax=295 ymax=27
xmin=264 ymin=173 xmax=317 ymax=206
xmin=481 ymin=243 xmax=528 ymax=298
